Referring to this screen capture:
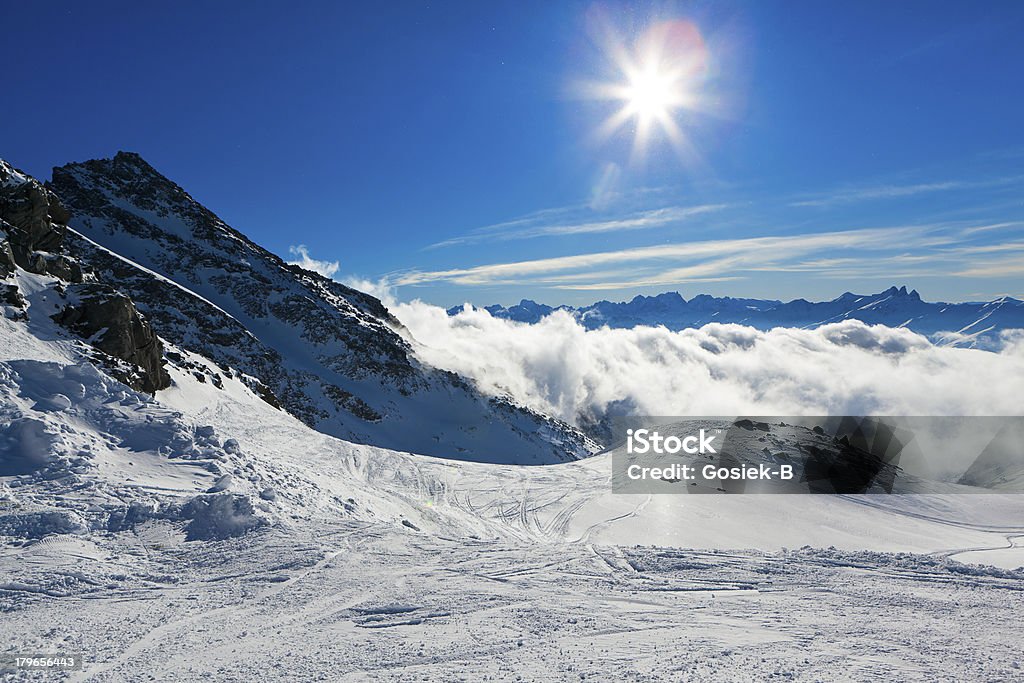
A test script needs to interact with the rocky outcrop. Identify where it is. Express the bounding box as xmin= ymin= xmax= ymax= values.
xmin=0 ymin=238 xmax=16 ymax=279
xmin=0 ymin=159 xmax=81 ymax=282
xmin=1 ymin=159 xmax=80 ymax=316
xmin=53 ymin=283 xmax=171 ymax=393
xmin=1 ymin=157 xmax=171 ymax=393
